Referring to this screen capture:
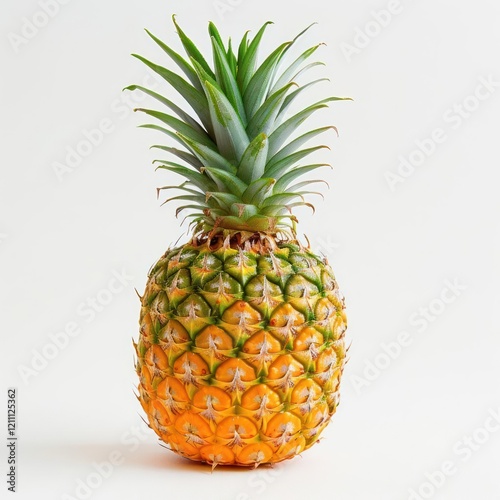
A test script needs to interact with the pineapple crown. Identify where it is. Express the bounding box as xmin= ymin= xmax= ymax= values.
xmin=126 ymin=16 xmax=349 ymax=240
